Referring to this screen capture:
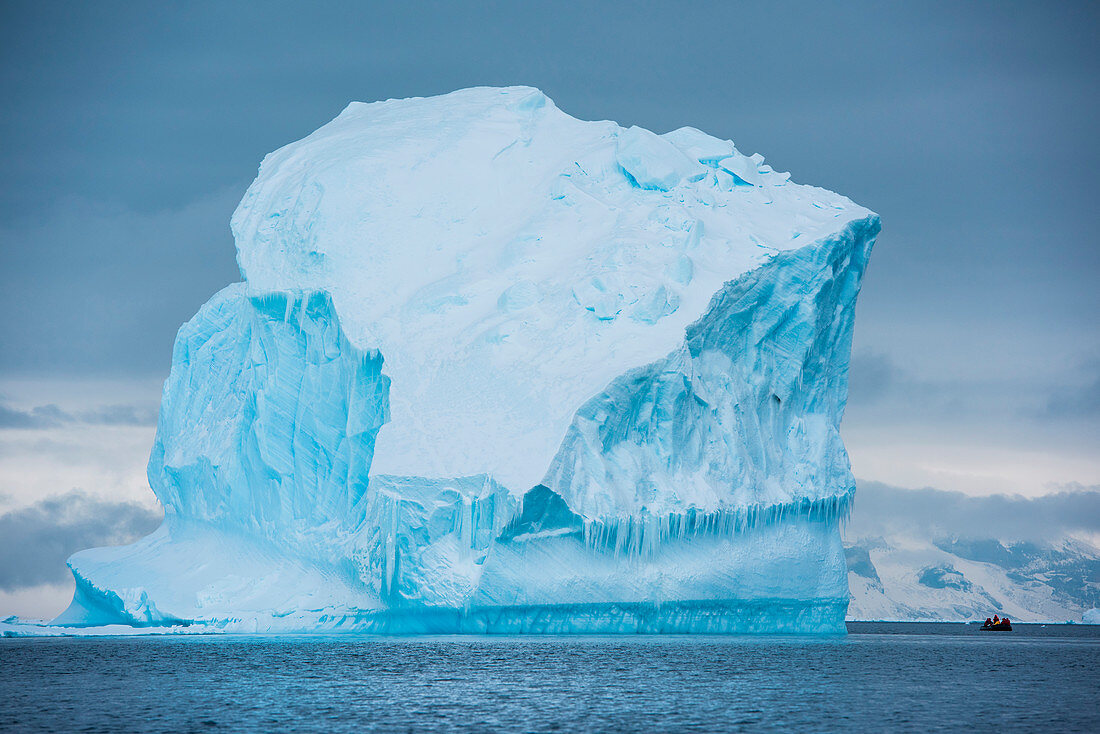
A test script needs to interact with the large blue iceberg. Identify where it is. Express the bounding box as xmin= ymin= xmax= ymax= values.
xmin=57 ymin=87 xmax=878 ymax=634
